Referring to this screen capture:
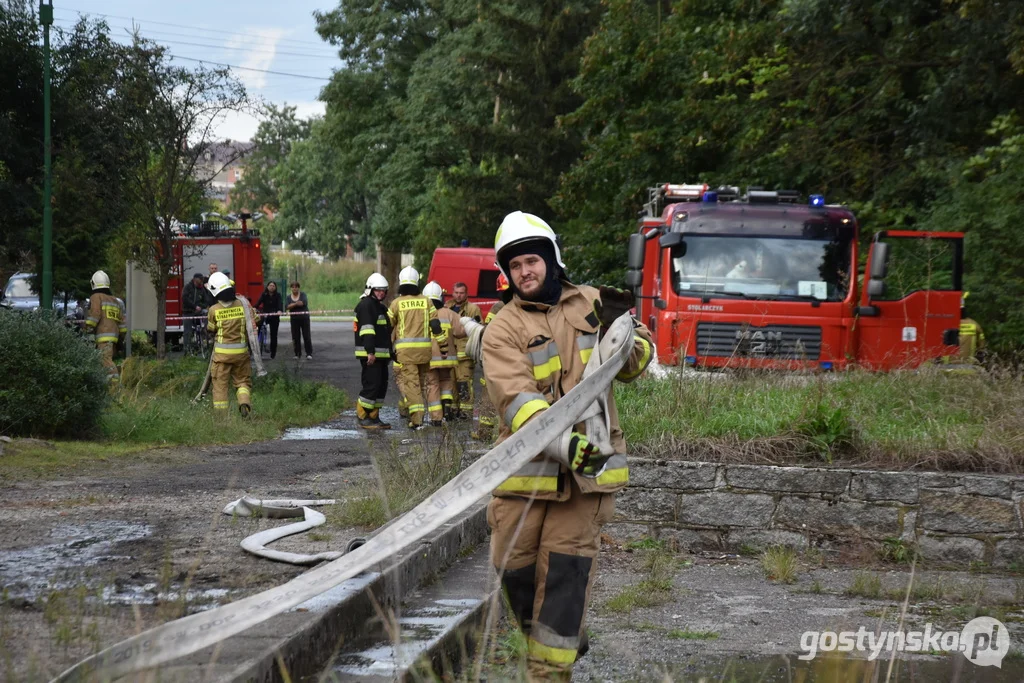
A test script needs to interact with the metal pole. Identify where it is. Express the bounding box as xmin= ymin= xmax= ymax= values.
xmin=125 ymin=260 xmax=132 ymax=358
xmin=40 ymin=0 xmax=54 ymax=311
